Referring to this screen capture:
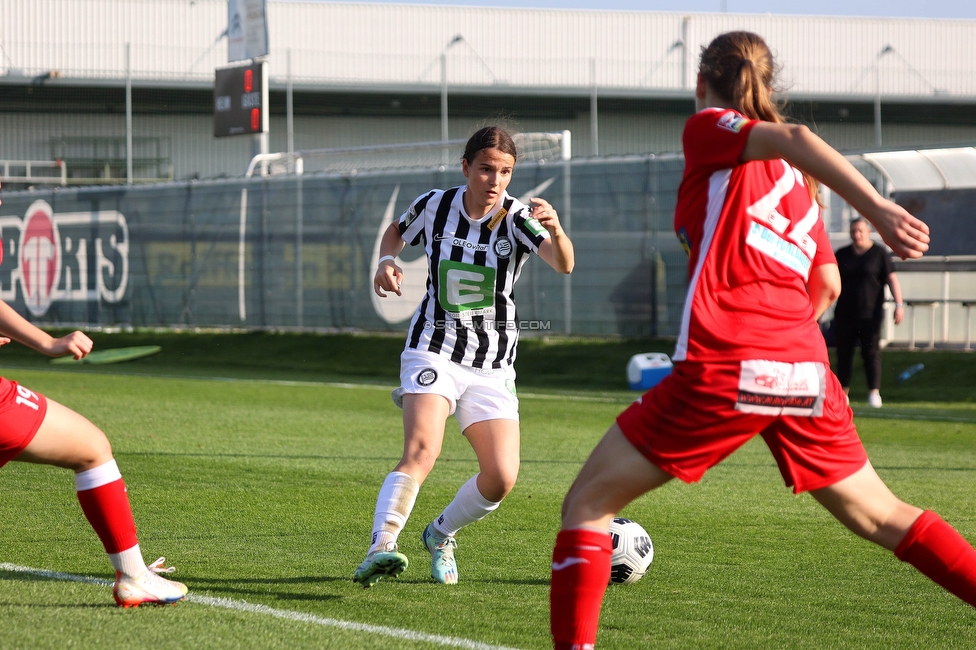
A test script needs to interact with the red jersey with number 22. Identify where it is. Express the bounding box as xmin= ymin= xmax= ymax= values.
xmin=673 ymin=107 xmax=835 ymax=364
